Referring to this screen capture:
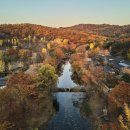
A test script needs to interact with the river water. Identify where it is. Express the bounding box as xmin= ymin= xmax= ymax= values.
xmin=46 ymin=61 xmax=92 ymax=130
